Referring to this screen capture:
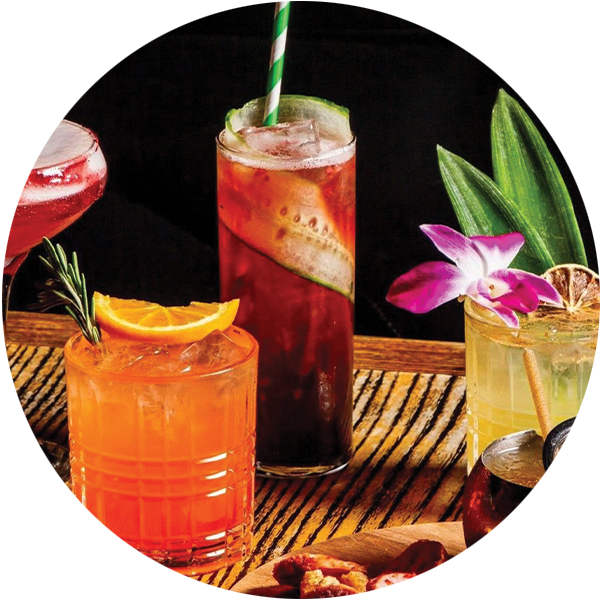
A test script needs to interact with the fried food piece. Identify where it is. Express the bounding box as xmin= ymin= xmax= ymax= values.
xmin=300 ymin=569 xmax=325 ymax=597
xmin=273 ymin=553 xmax=366 ymax=586
xmin=299 ymin=570 xmax=357 ymax=598
xmin=339 ymin=571 xmax=369 ymax=593
xmin=367 ymin=573 xmax=468 ymax=598
xmin=370 ymin=539 xmax=449 ymax=577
